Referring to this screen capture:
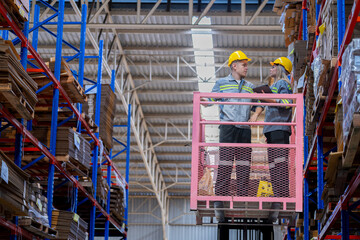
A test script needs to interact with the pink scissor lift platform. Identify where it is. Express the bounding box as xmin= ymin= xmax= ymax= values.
xmin=191 ymin=92 xmax=303 ymax=225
